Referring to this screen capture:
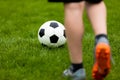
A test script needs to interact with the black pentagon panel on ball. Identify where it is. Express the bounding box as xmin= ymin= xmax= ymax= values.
xmin=50 ymin=22 xmax=59 ymax=28
xmin=39 ymin=29 xmax=45 ymax=37
xmin=63 ymin=30 xmax=66 ymax=38
xmin=50 ymin=35 xmax=59 ymax=43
